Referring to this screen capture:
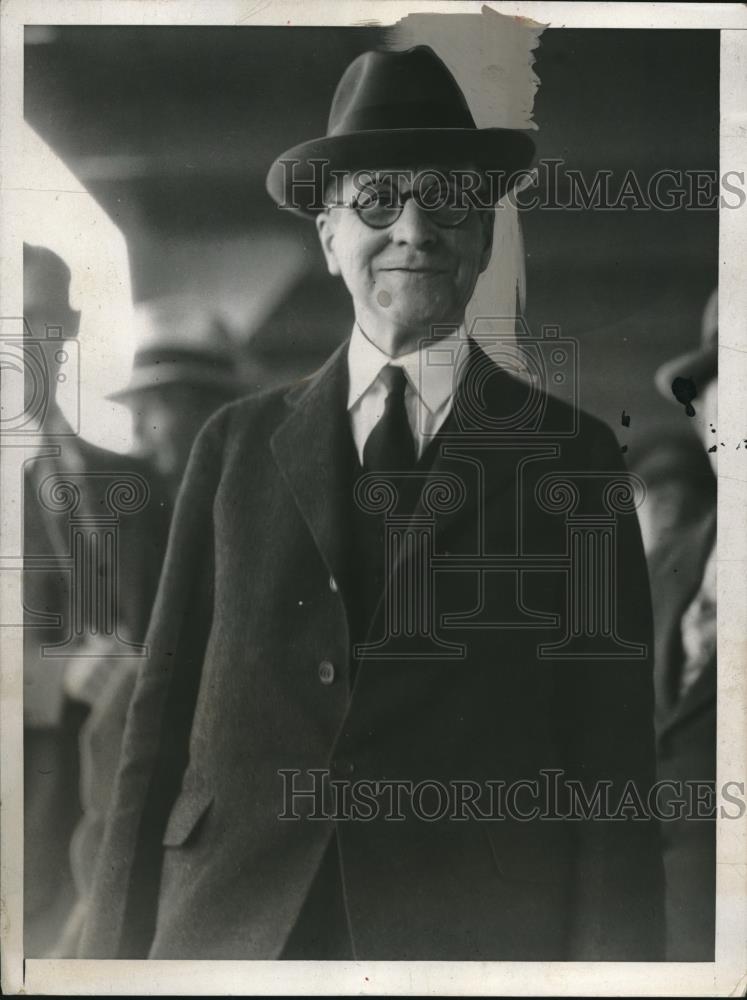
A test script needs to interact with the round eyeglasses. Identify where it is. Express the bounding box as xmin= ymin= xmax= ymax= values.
xmin=336 ymin=174 xmax=477 ymax=229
